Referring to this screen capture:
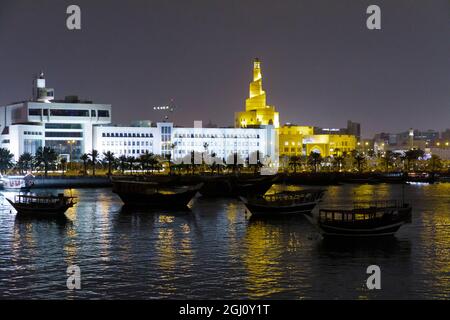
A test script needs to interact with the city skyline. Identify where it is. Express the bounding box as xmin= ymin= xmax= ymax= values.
xmin=1 ymin=0 xmax=449 ymax=138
